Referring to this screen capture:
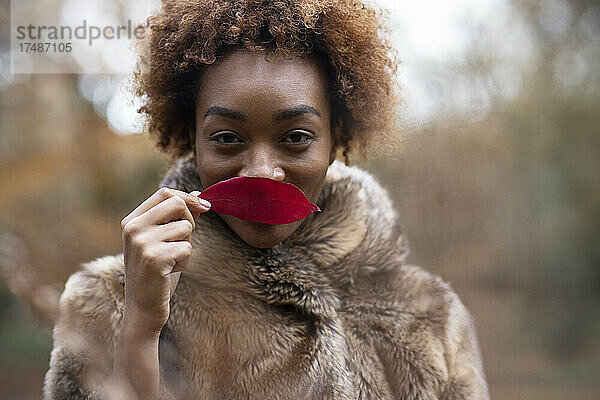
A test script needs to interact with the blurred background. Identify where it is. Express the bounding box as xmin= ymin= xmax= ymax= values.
xmin=0 ymin=0 xmax=598 ymax=398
